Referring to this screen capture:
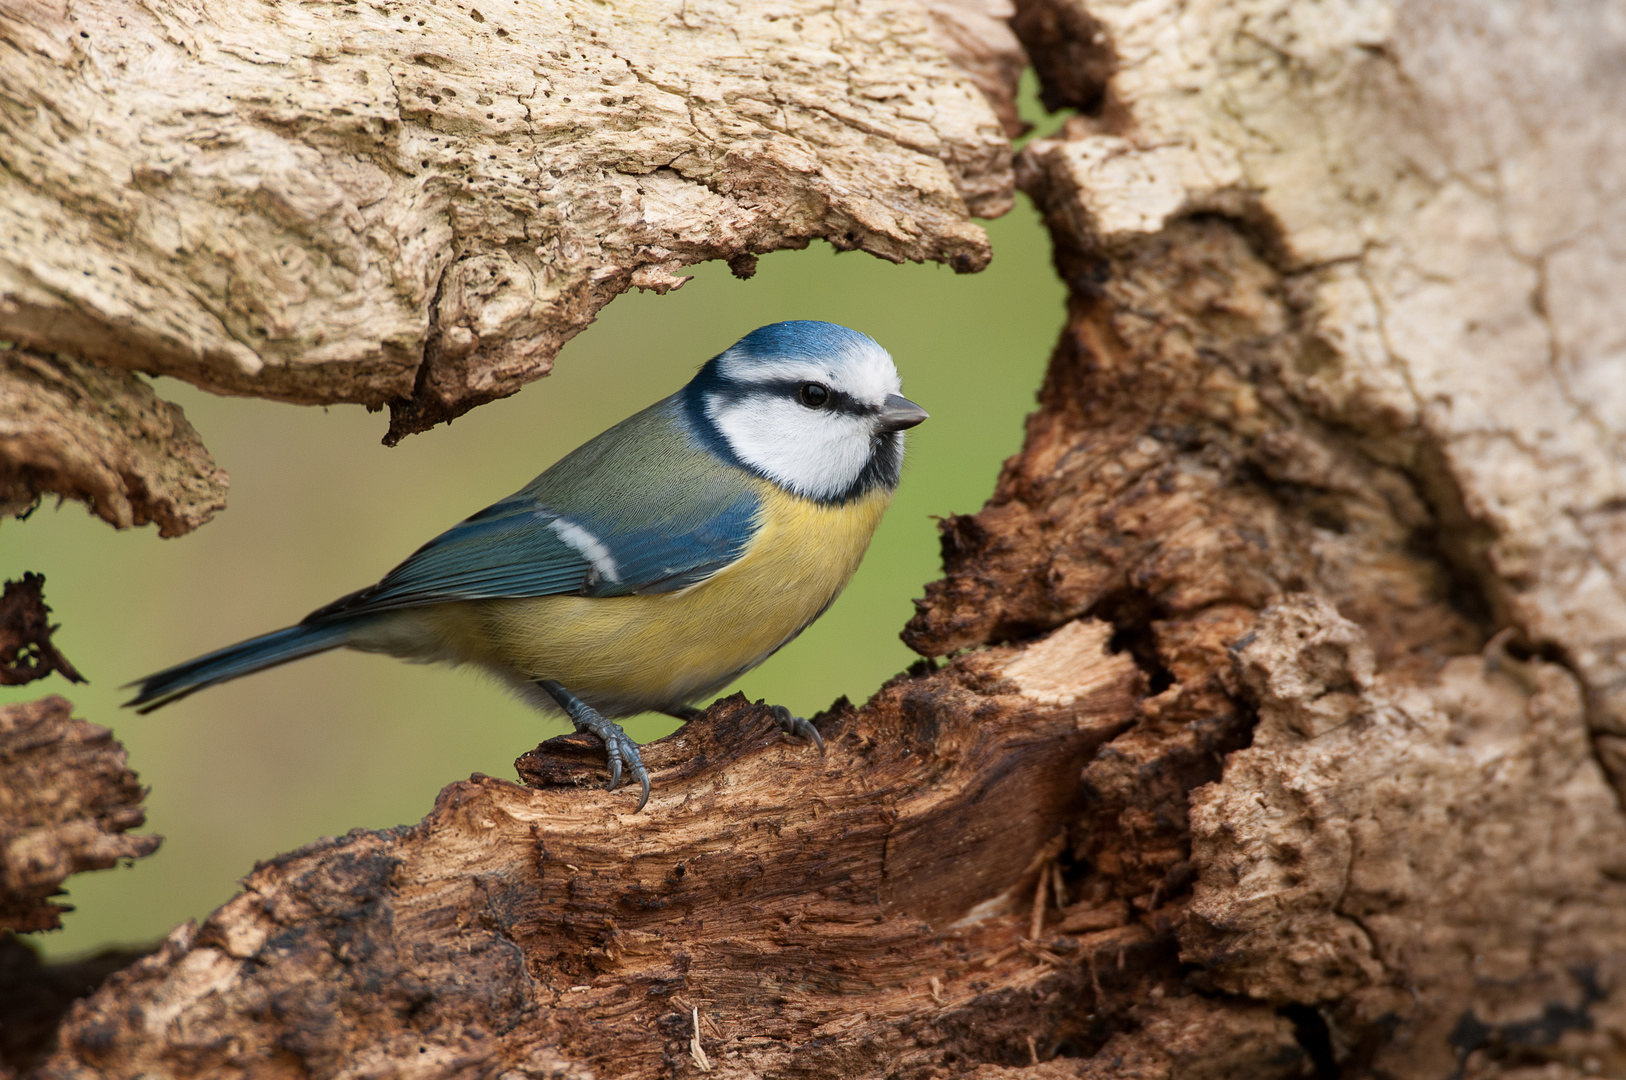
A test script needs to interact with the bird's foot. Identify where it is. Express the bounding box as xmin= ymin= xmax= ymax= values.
xmin=576 ymin=715 xmax=650 ymax=810
xmin=770 ymin=704 xmax=825 ymax=756
xmin=537 ymin=680 xmax=651 ymax=810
